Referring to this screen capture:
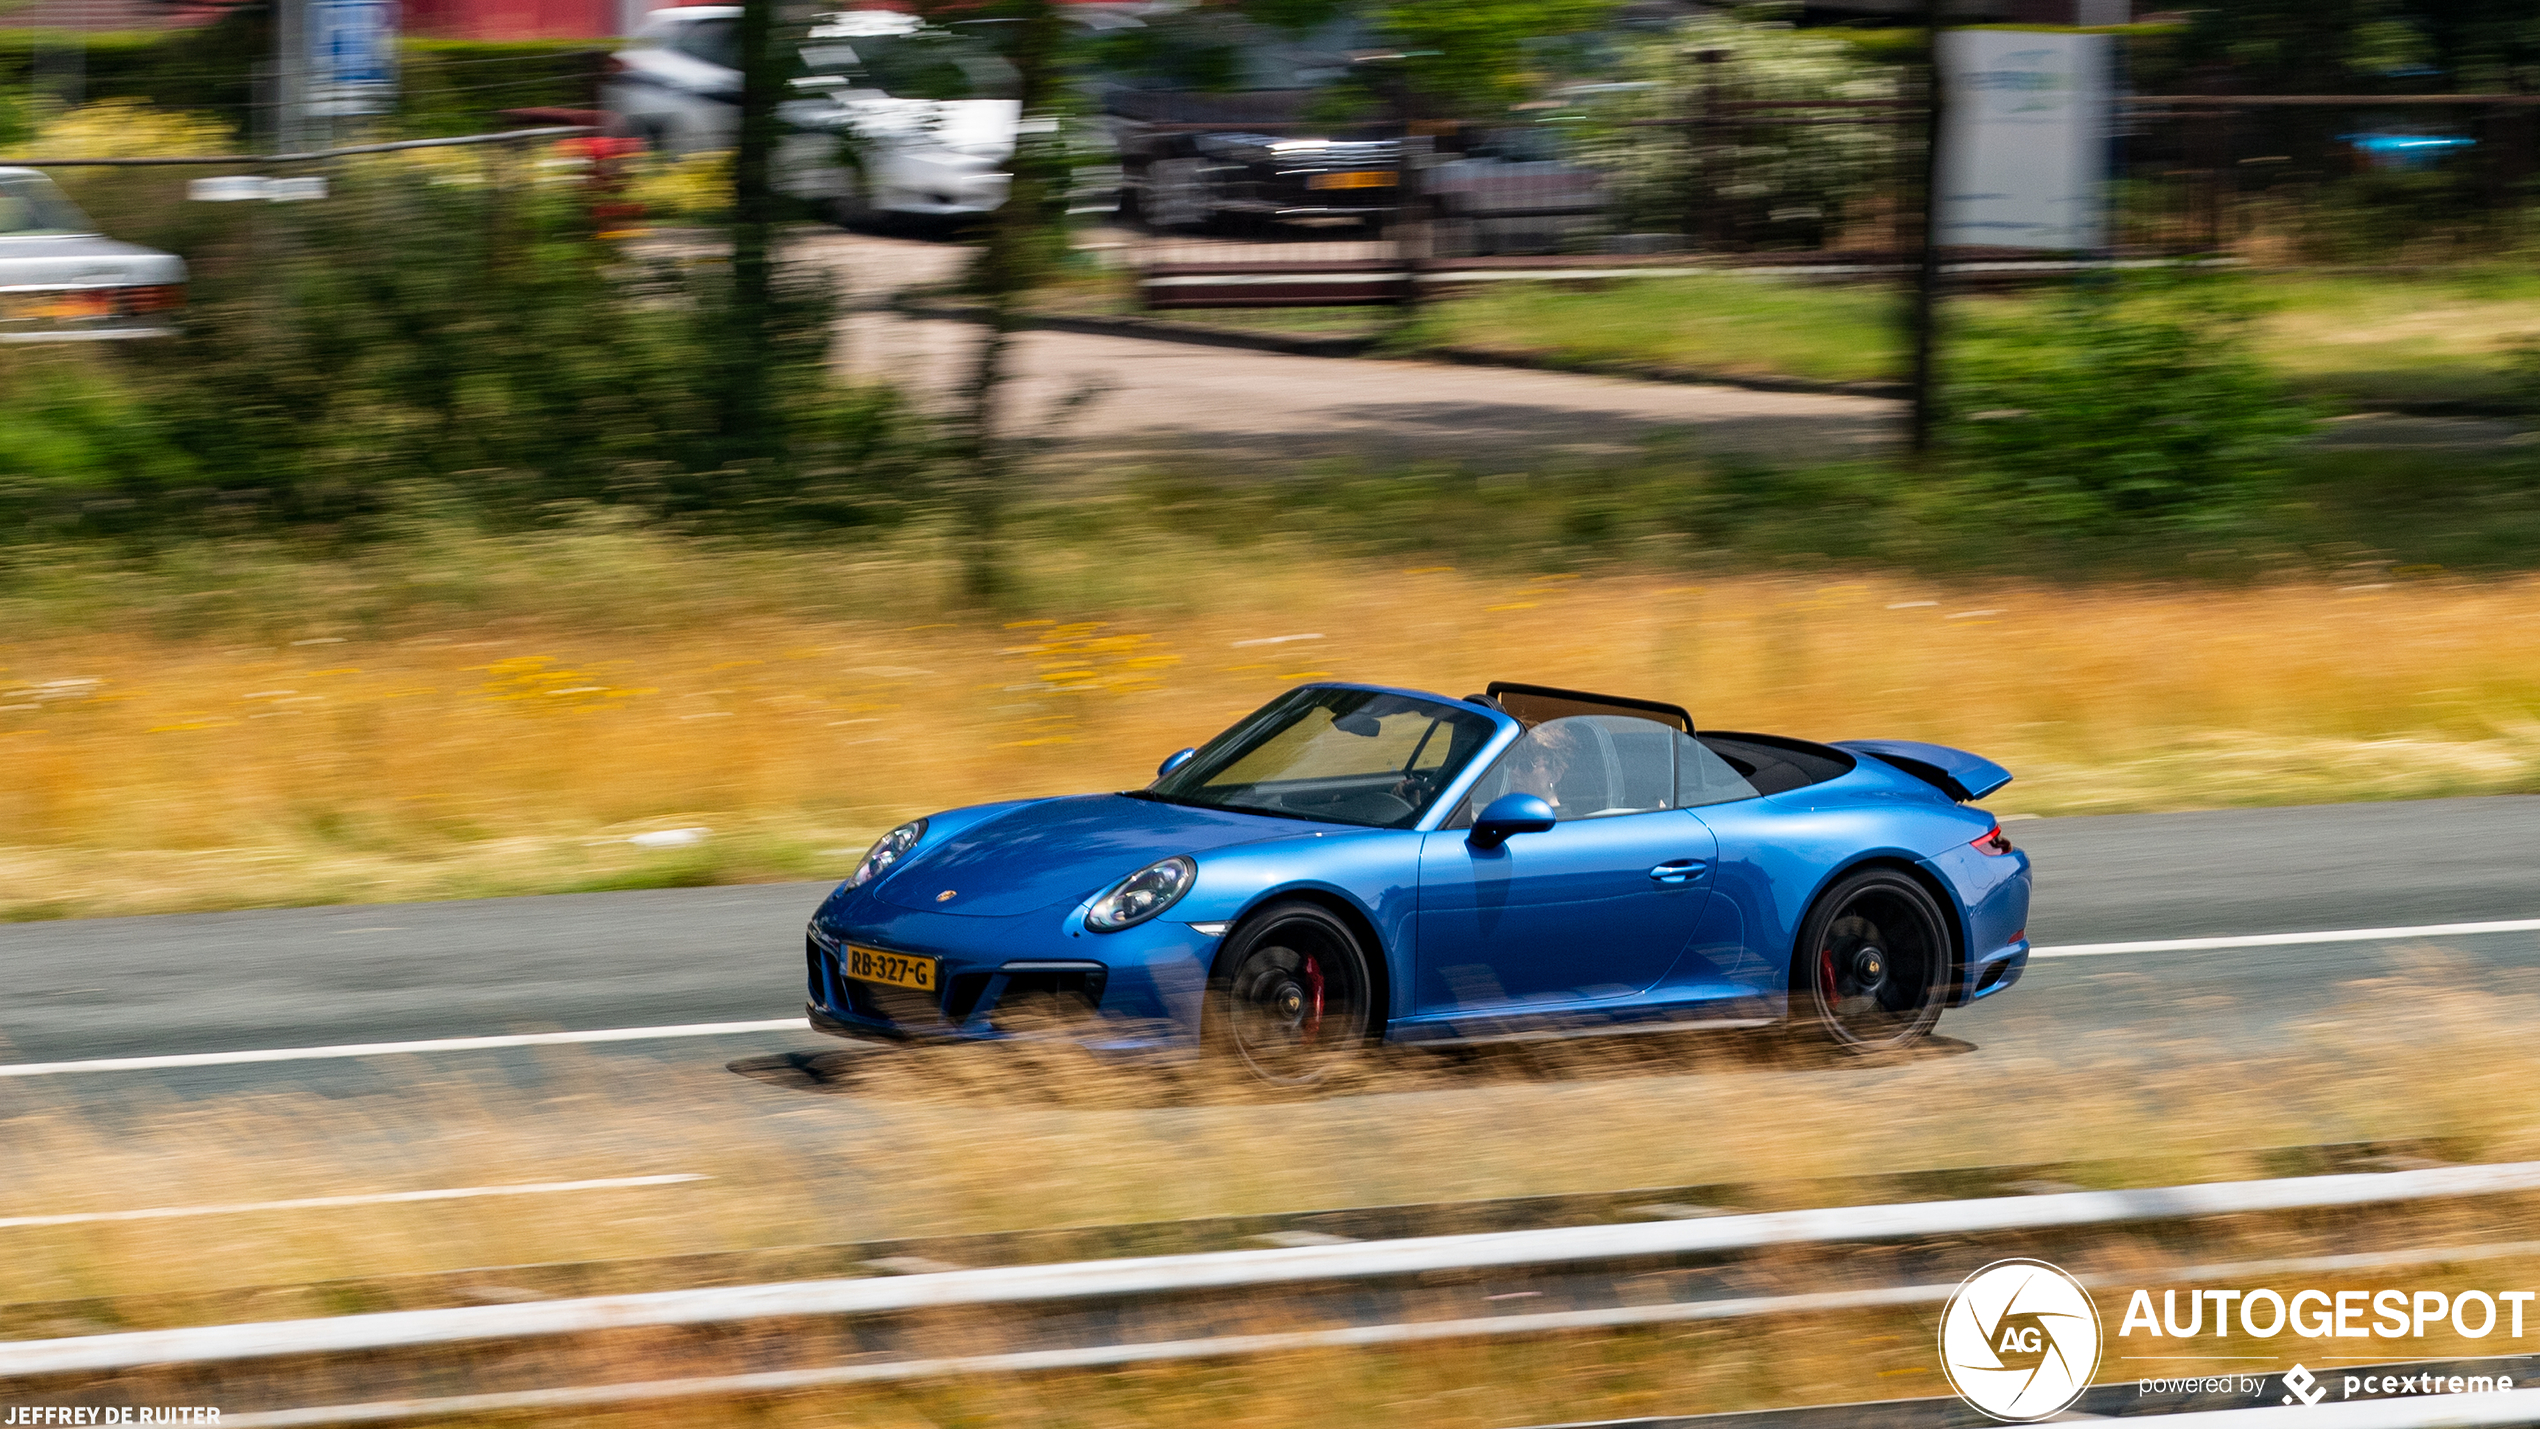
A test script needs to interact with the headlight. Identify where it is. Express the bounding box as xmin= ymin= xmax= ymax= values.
xmin=1085 ymin=856 xmax=1195 ymax=932
xmin=848 ymin=819 xmax=927 ymax=887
